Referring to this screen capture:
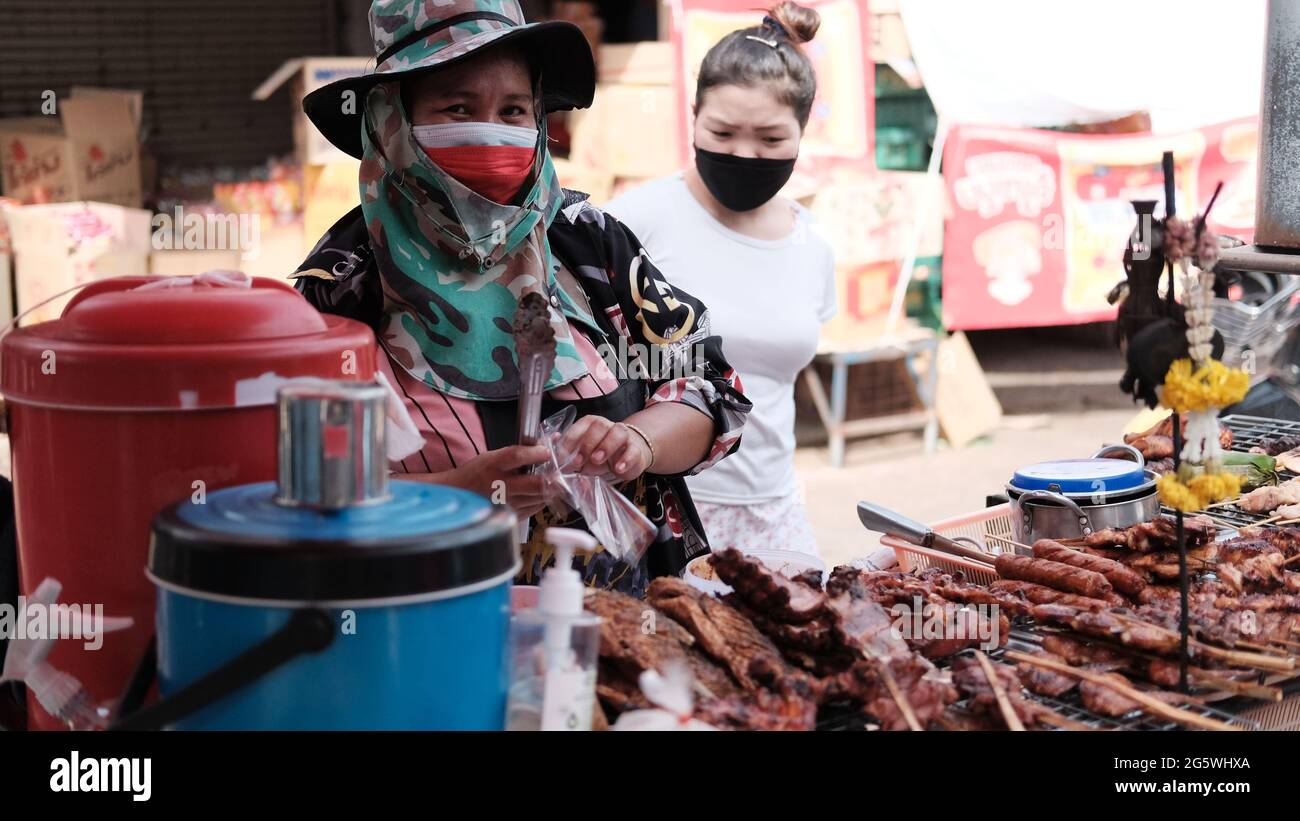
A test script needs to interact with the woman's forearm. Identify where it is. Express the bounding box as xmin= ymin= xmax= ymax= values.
xmin=624 ymin=403 xmax=715 ymax=475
